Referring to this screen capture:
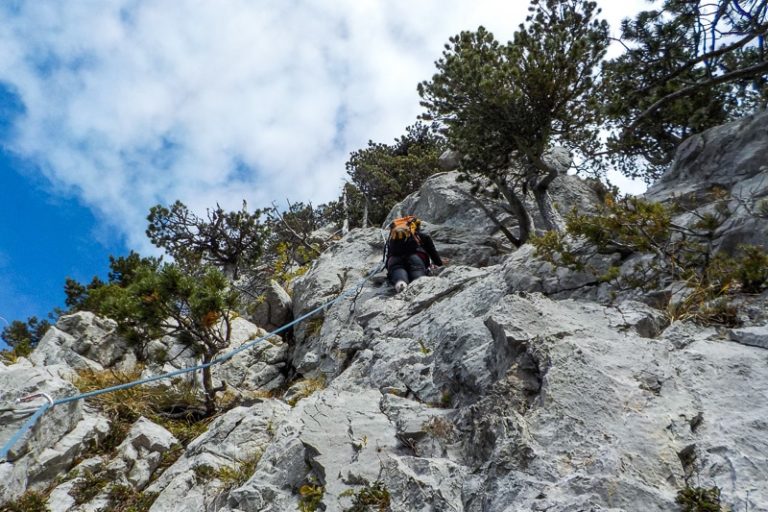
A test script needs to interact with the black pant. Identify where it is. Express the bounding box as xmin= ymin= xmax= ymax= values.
xmin=388 ymin=254 xmax=427 ymax=285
